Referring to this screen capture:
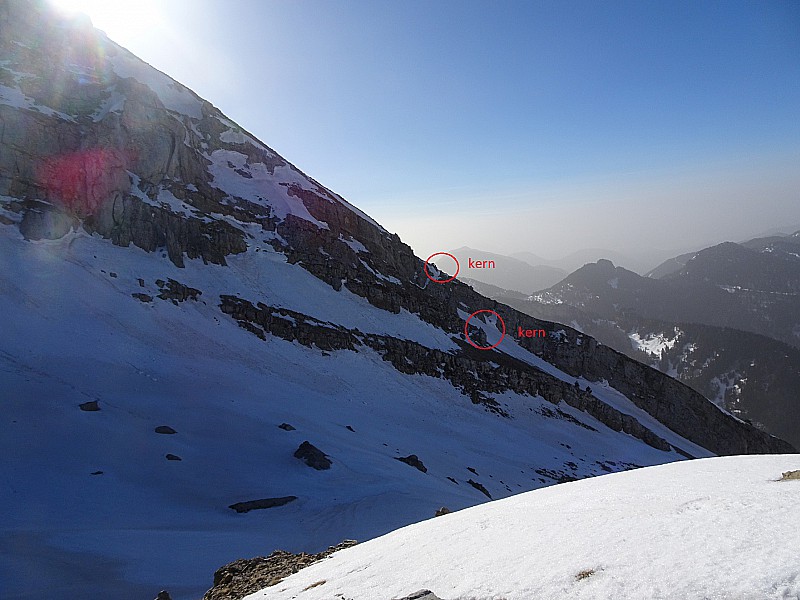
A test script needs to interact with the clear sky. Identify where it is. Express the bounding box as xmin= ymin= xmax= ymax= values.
xmin=54 ymin=0 xmax=800 ymax=263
